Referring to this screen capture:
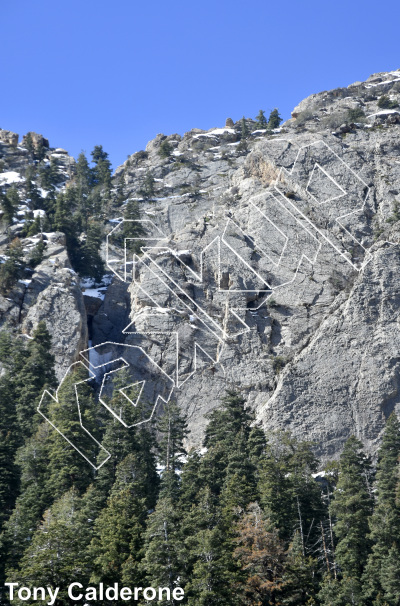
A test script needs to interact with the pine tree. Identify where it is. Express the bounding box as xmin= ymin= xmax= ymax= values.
xmin=282 ymin=531 xmax=318 ymax=605
xmin=380 ymin=543 xmax=400 ymax=605
xmin=75 ymin=152 xmax=93 ymax=230
xmin=318 ymin=574 xmax=364 ymax=606
xmin=241 ymin=116 xmax=249 ymax=139
xmin=255 ymin=109 xmax=267 ymax=129
xmin=80 ymin=222 xmax=104 ymax=281
xmin=157 ymin=402 xmax=187 ymax=473
xmin=159 ymin=139 xmax=173 ymax=158
xmin=1 ymin=187 xmax=20 ymax=225
xmin=332 ymin=436 xmax=373 ymax=579
xmin=219 ymin=433 xmax=258 ymax=520
xmin=28 ymin=239 xmax=46 ymax=268
xmin=90 ymin=455 xmax=149 ymax=586
xmin=8 ymin=489 xmax=93 ymax=603
xmin=76 ymin=152 xmax=93 ymax=192
xmin=25 ymin=174 xmax=43 ymax=210
xmin=268 ymin=108 xmax=282 ymax=129
xmin=94 ymin=368 xmax=159 ymax=510
xmin=141 ymin=495 xmax=185 ymax=605
xmin=183 ymin=486 xmax=236 ymax=606
xmin=0 ymin=424 xmax=52 ymax=578
xmin=44 ymin=365 xmax=98 ymax=499
xmin=34 ymin=138 xmax=46 ymax=162
xmin=23 ymin=132 xmax=35 ymax=155
xmin=258 ymin=432 xmax=323 ymax=547
xmin=0 ymin=238 xmax=25 ymax=294
xmin=363 ymin=413 xmax=400 ymax=604
xmin=122 ymin=199 xmax=147 ymax=253
xmin=14 ymin=321 xmax=57 ymax=436
xmin=39 ymin=158 xmax=59 ymax=199
xmin=91 ymin=145 xmax=112 ymax=189
xmin=233 ymin=502 xmax=286 ymax=605
xmin=0 ymin=374 xmax=20 ymax=531
xmin=139 ymin=171 xmax=155 ymax=199
xmin=179 ymin=449 xmax=203 ymax=512
xmin=53 ymin=192 xmax=82 ymax=271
